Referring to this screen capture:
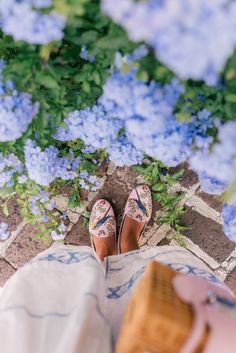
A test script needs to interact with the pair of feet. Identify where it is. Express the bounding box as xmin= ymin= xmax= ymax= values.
xmin=89 ymin=185 xmax=152 ymax=261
